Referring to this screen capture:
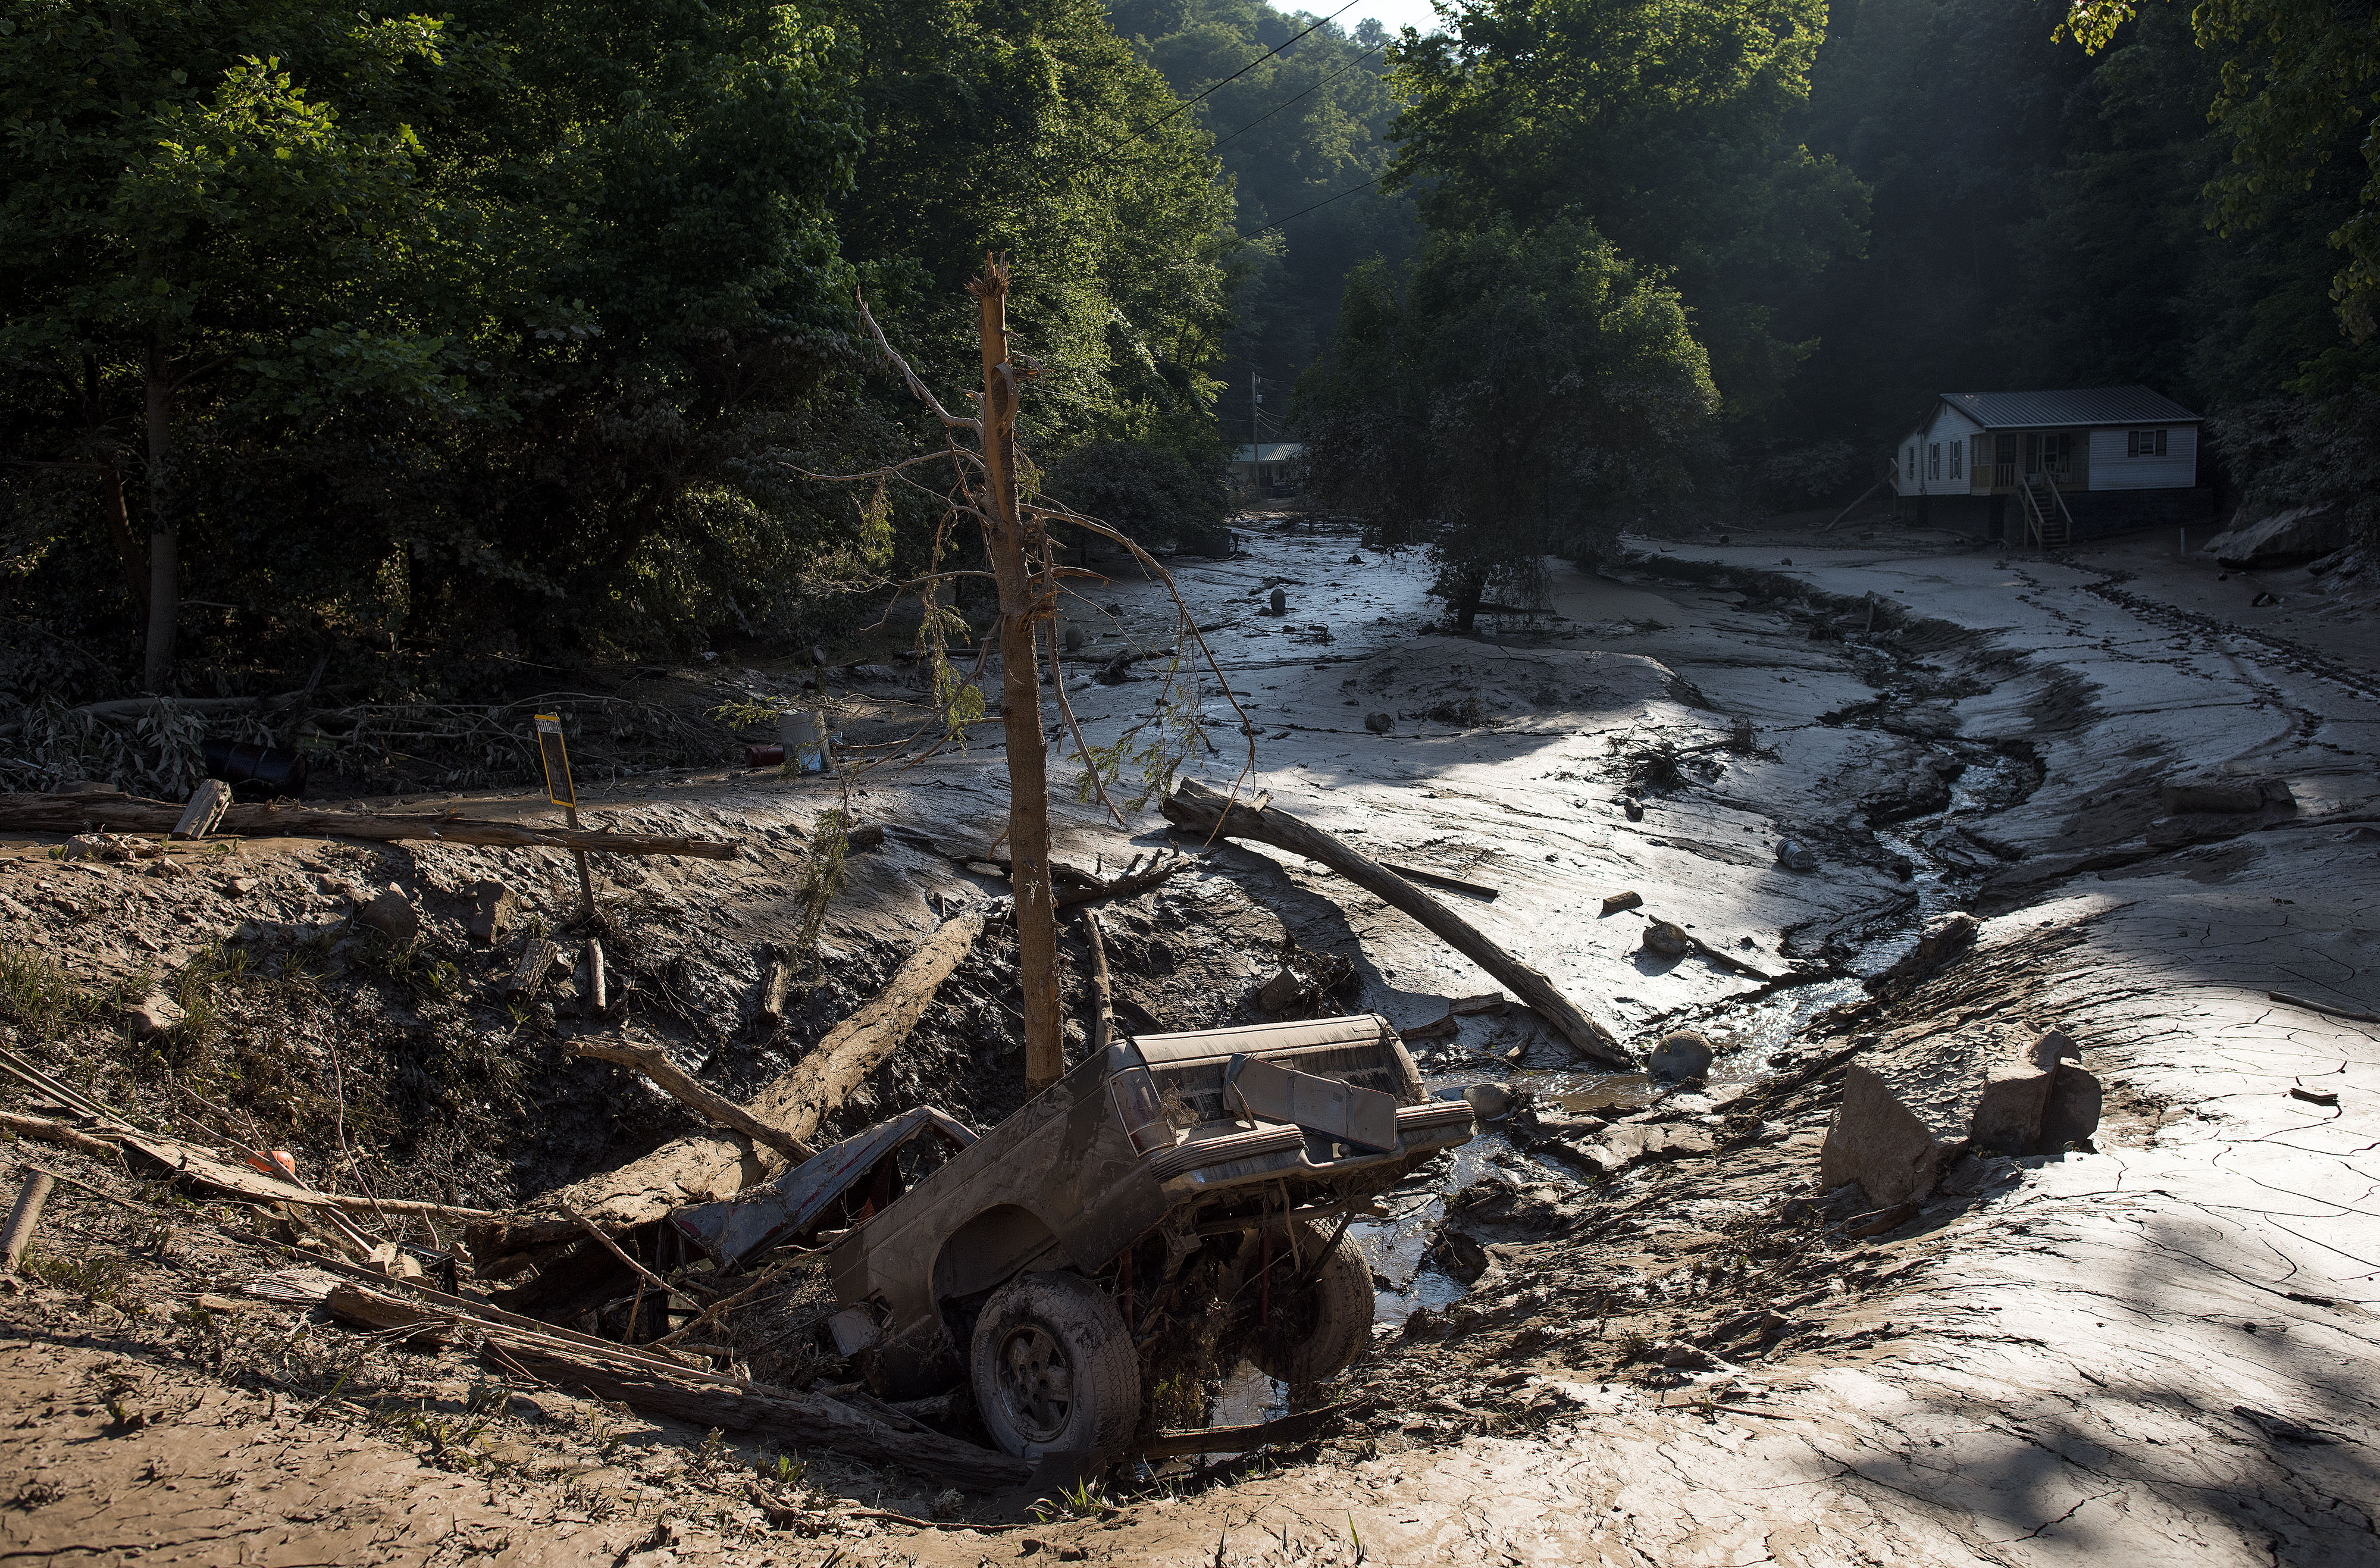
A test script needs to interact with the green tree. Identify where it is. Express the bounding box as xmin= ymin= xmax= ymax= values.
xmin=1 ymin=2 xmax=477 ymax=688
xmin=1387 ymin=0 xmax=1865 ymax=419
xmin=1295 ymin=222 xmax=1717 ymax=630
